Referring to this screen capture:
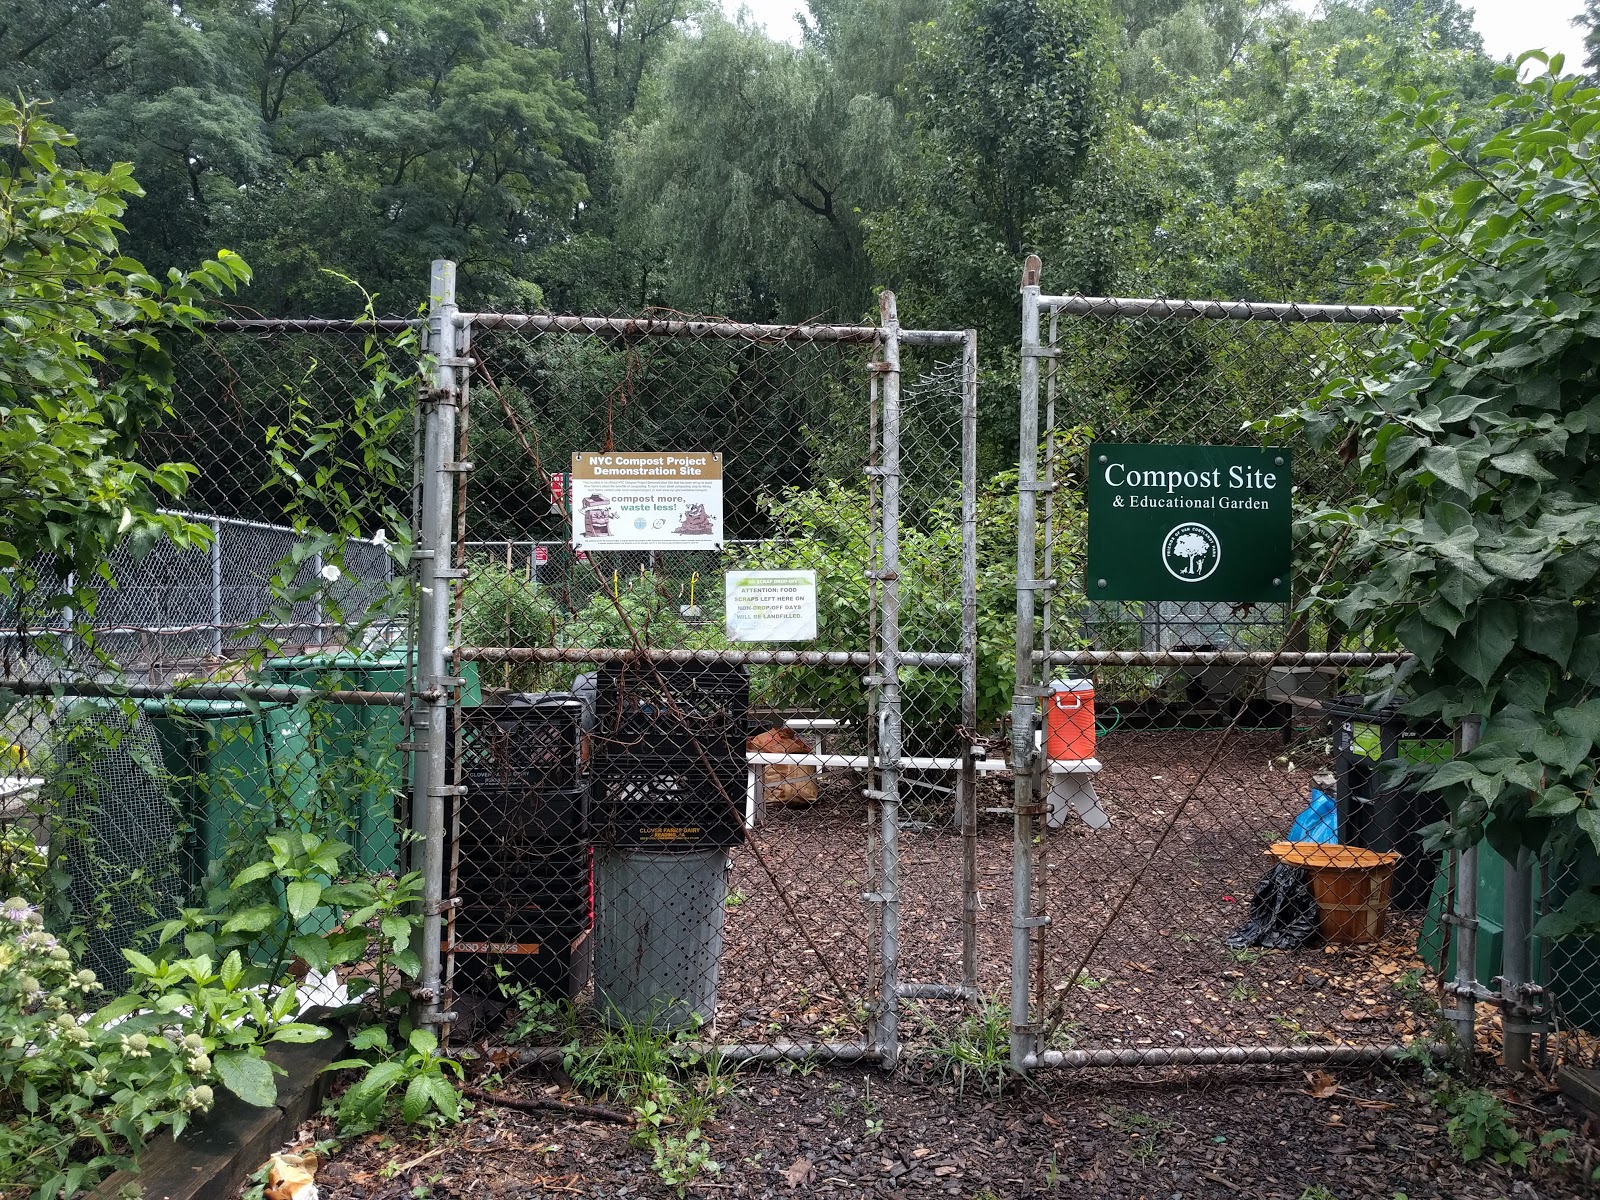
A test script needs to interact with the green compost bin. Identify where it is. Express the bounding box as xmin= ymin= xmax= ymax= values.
xmin=142 ymin=698 xmax=317 ymax=892
xmin=1420 ymin=846 xmax=1600 ymax=1033
xmin=259 ymin=652 xmax=480 ymax=874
